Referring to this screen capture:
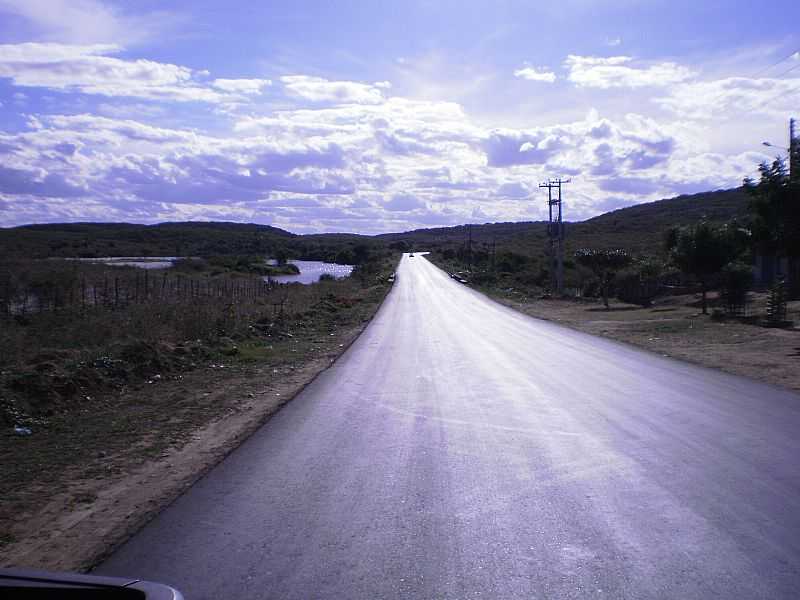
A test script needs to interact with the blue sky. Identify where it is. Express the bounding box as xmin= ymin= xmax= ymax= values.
xmin=0 ymin=1 xmax=798 ymax=233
